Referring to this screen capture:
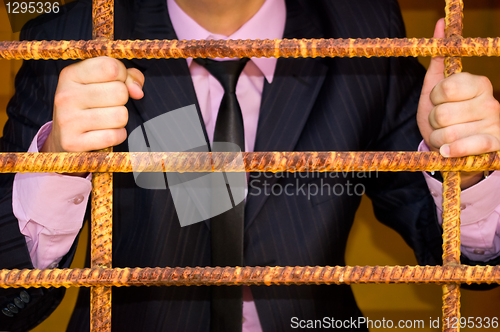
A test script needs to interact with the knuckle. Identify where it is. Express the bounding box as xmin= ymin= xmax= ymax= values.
xmin=429 ymin=131 xmax=441 ymax=149
xmin=484 ymin=98 xmax=500 ymax=113
xmin=106 ymin=129 xmax=127 ymax=147
xmin=116 ymin=128 xmax=128 ymax=144
xmin=491 ymin=122 xmax=500 ymax=137
xmin=101 ymin=58 xmax=121 ymax=81
xmin=433 ymin=105 xmax=450 ymax=128
xmin=443 ymin=128 xmax=459 ymax=144
xmin=478 ymin=75 xmax=493 ymax=91
xmin=114 ymin=106 xmax=129 ymax=127
xmin=59 ymin=65 xmax=74 ymax=81
xmin=440 ymin=79 xmax=458 ymax=100
xmin=54 ymin=89 xmax=73 ymax=108
xmin=483 ymin=137 xmax=495 ymax=153
xmin=114 ymin=83 xmax=130 ymax=105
